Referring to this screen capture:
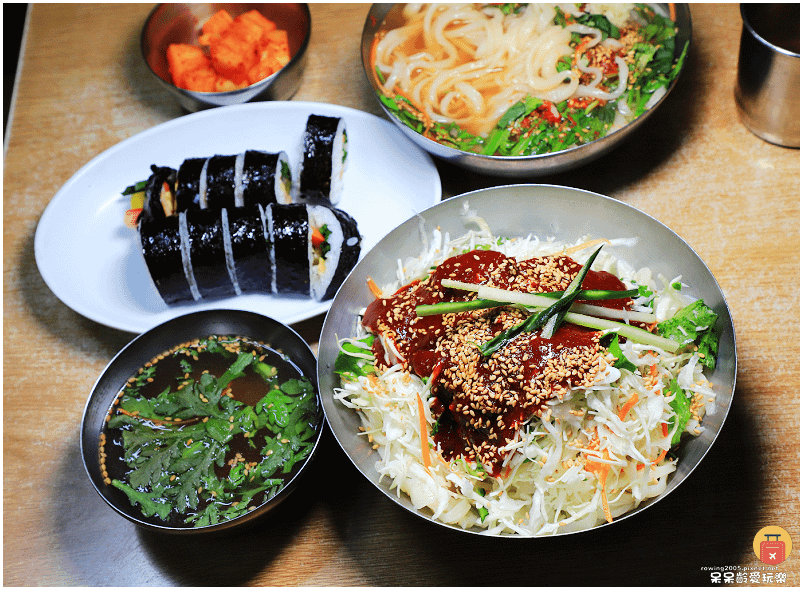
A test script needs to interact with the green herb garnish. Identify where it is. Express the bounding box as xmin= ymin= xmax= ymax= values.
xmin=105 ymin=341 xmax=319 ymax=528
